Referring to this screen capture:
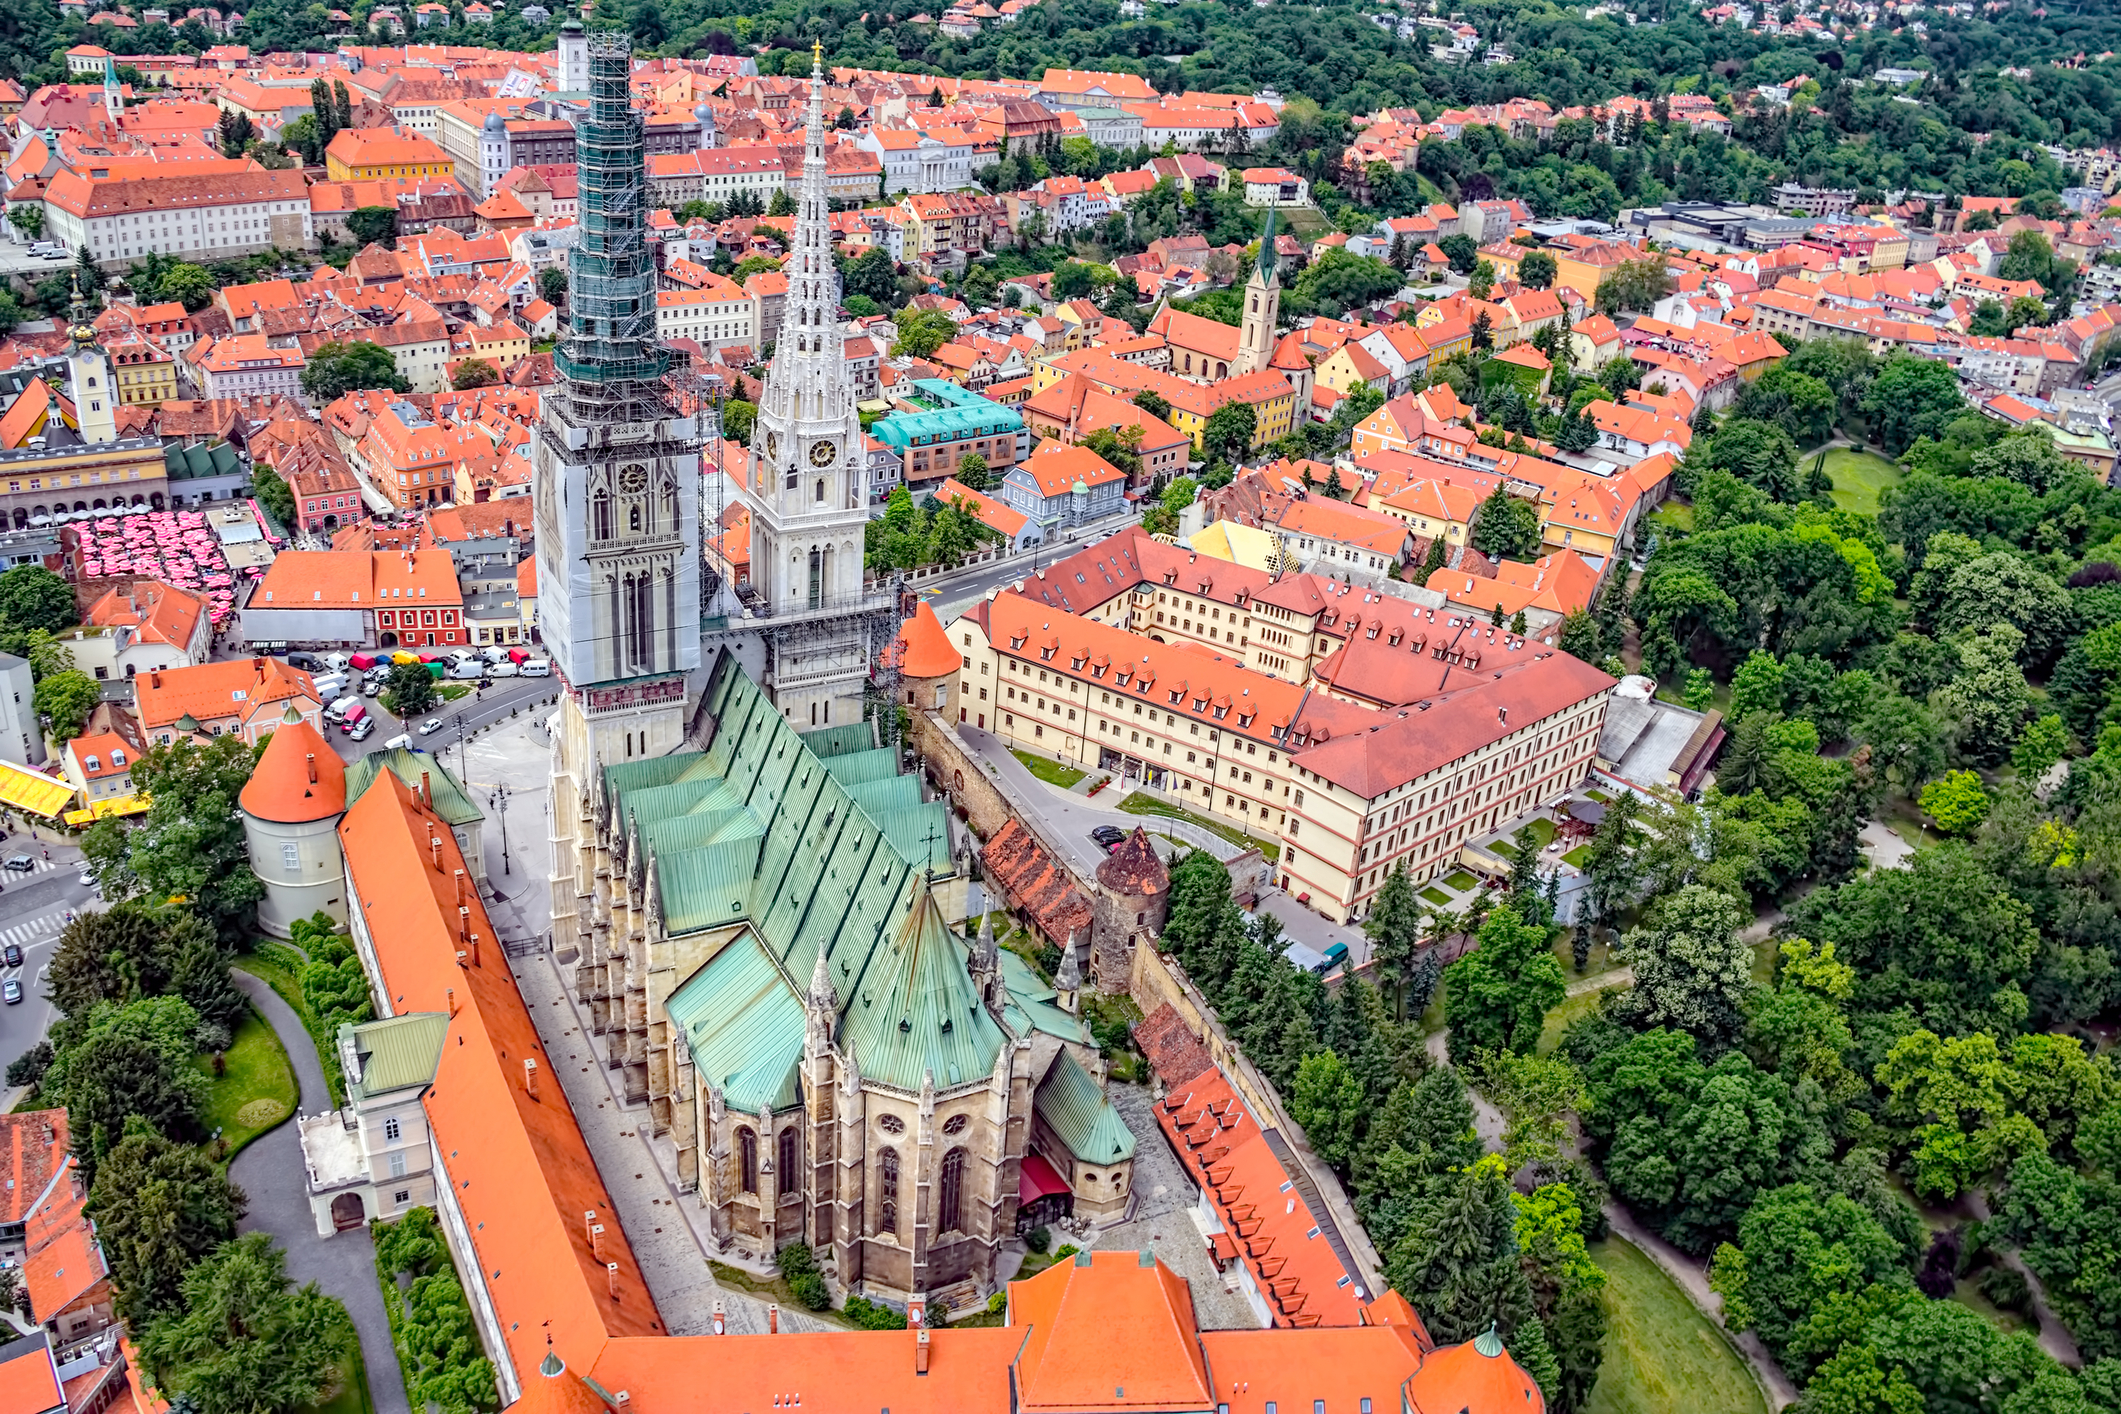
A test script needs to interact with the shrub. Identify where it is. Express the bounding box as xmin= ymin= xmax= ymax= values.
xmin=775 ymin=1242 xmax=817 ymax=1278
xmin=789 ymin=1271 xmax=830 ymax=1310
xmin=844 ymin=1296 xmax=907 ymax=1330
xmin=1979 ymin=1264 xmax=2032 ymax=1315
xmin=987 ymin=1292 xmax=1005 ymax=1315
xmin=1026 ymin=1226 xmax=1051 ymax=1255
xmin=1052 ymin=1244 xmax=1080 ymax=1260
